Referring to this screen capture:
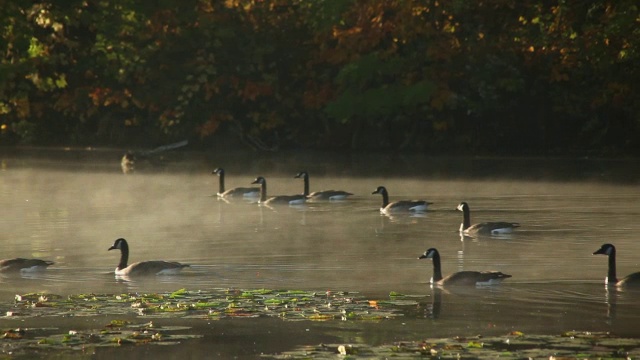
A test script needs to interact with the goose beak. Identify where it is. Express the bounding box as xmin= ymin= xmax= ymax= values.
xmin=418 ymin=254 xmax=428 ymax=259
xmin=108 ymin=246 xmax=116 ymax=251
xmin=593 ymin=249 xmax=604 ymax=255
